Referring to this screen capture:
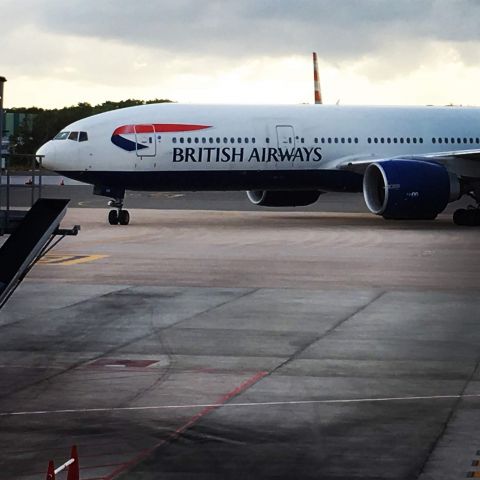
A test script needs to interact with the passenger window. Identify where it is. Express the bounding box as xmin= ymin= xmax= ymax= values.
xmin=238 ymin=137 xmax=242 ymax=143
xmin=314 ymin=137 xmax=318 ymax=144
xmin=432 ymin=138 xmax=436 ymax=144
xmin=244 ymin=138 xmax=249 ymax=144
xmin=419 ymin=138 xmax=423 ymax=144
xmin=367 ymin=138 xmax=372 ymax=144
xmin=252 ymin=138 xmax=256 ymax=144
xmin=172 ymin=137 xmax=177 ymax=144
xmin=194 ymin=137 xmax=199 ymax=144
xmin=202 ymin=138 xmax=206 ymax=144
xmin=79 ymin=132 xmax=88 ymax=142
xmin=180 ymin=137 xmax=184 ymax=144
xmin=187 ymin=137 xmax=192 ymax=143
xmin=400 ymin=138 xmax=404 ymax=144
xmin=341 ymin=138 xmax=345 ymax=144
xmin=380 ymin=138 xmax=384 ymax=144
xmin=413 ymin=138 xmax=417 ymax=144
xmin=266 ymin=138 xmax=270 ymax=143
xmin=68 ymin=132 xmax=79 ymax=141
xmin=354 ymin=138 xmax=359 ymax=144
xmin=209 ymin=138 xmax=214 ymax=144
xmin=393 ymin=138 xmax=398 ymax=144
xmin=230 ymin=137 xmax=235 ymax=143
